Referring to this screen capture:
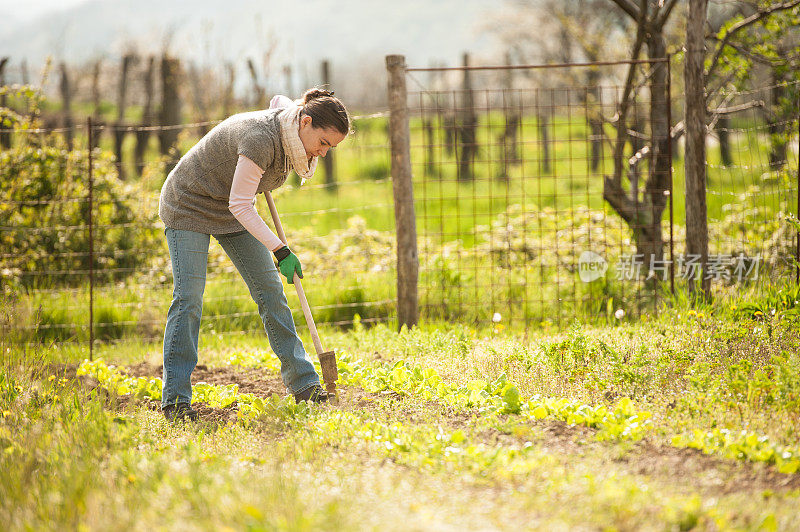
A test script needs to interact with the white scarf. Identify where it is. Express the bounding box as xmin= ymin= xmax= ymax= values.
xmin=271 ymin=96 xmax=318 ymax=185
